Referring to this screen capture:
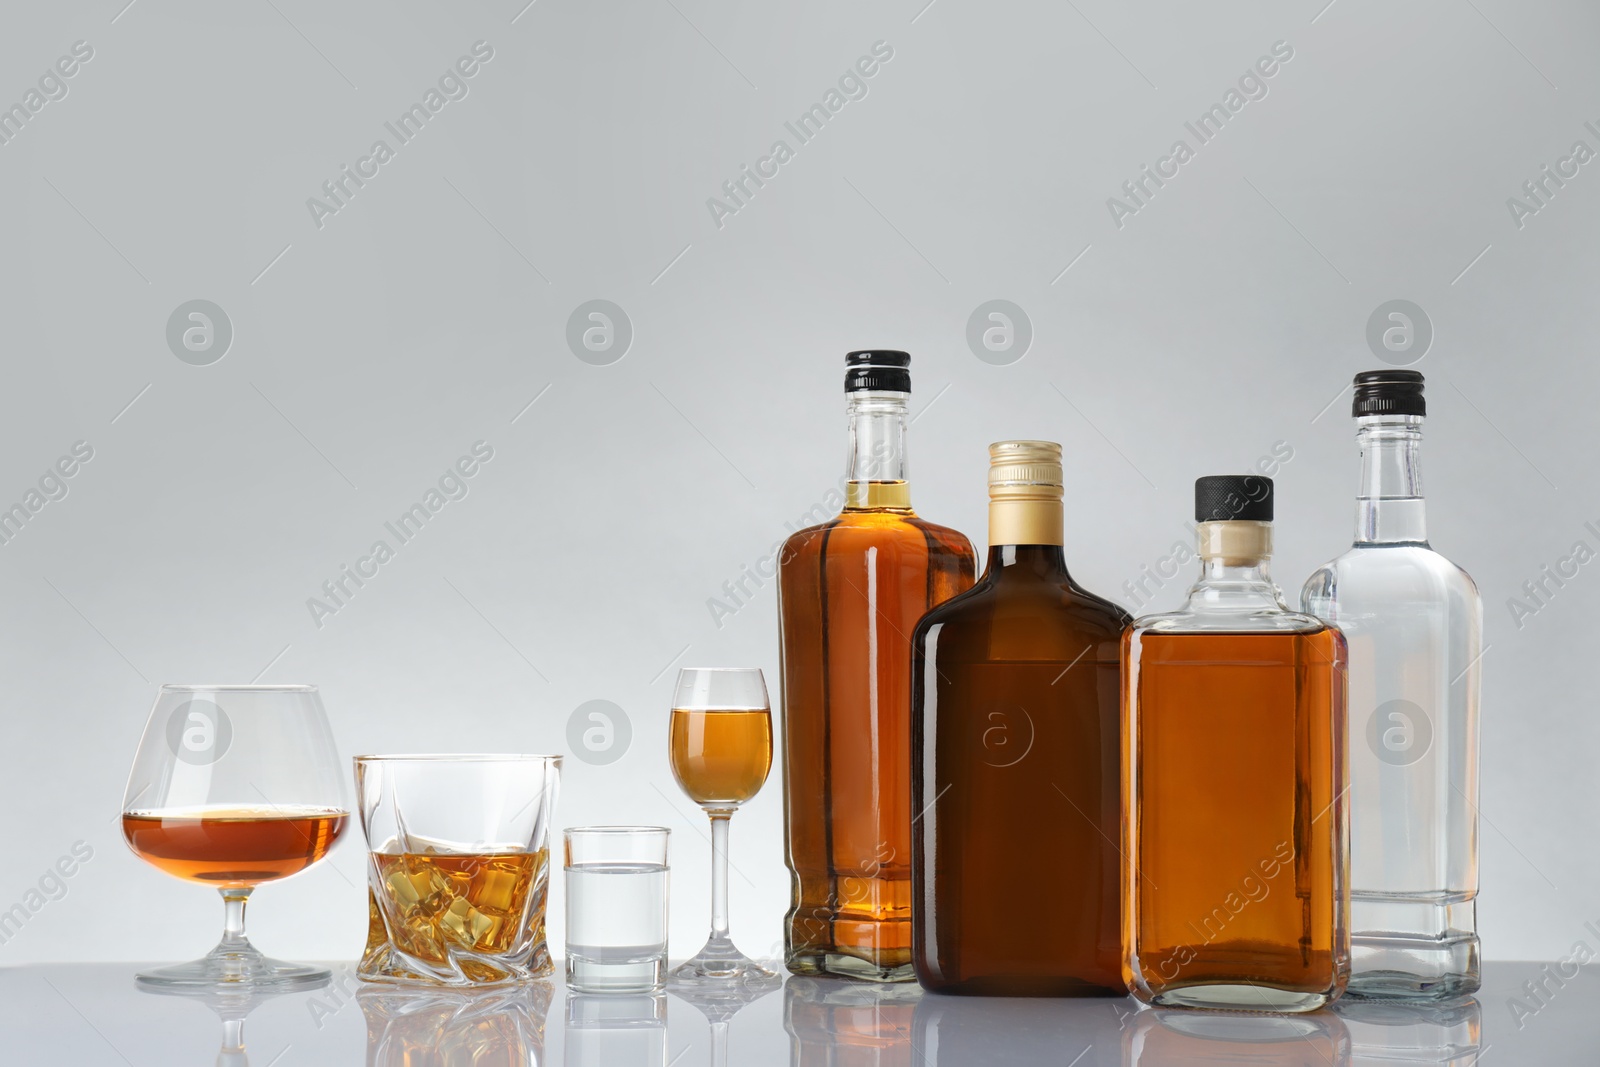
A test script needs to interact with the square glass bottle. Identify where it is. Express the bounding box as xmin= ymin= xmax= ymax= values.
xmin=1124 ymin=475 xmax=1350 ymax=1012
